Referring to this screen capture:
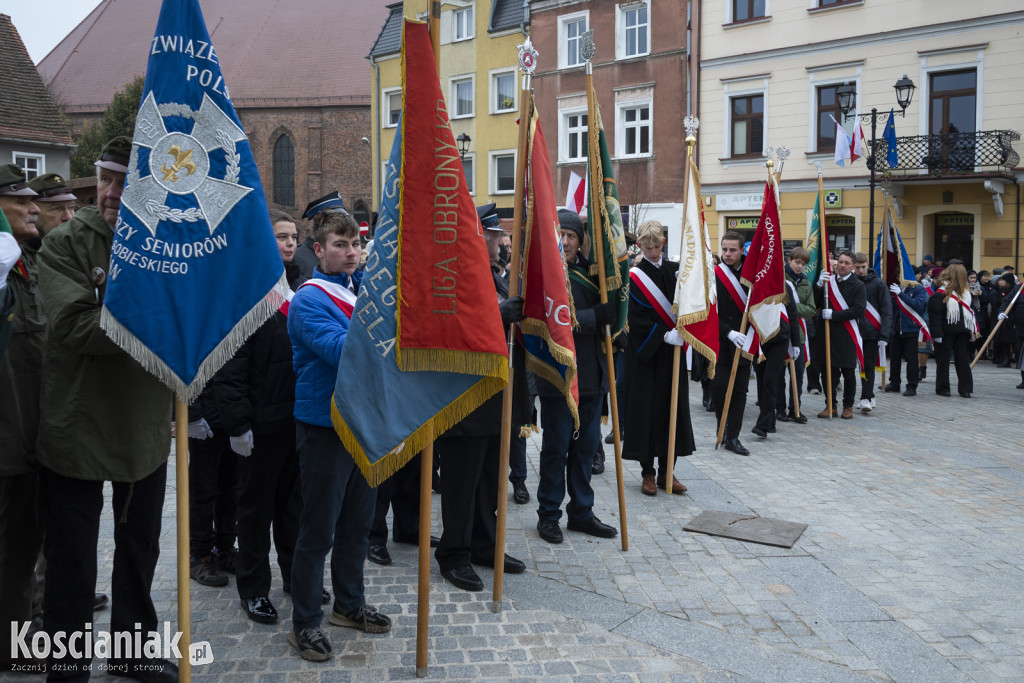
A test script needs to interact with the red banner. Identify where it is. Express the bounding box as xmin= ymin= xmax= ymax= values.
xmin=740 ymin=179 xmax=786 ymax=344
xmin=396 ymin=21 xmax=508 ymax=376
